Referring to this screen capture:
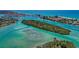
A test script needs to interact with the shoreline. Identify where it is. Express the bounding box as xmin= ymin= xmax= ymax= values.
xmin=34 ymin=14 xmax=79 ymax=25
xmin=22 ymin=20 xmax=71 ymax=35
xmin=0 ymin=16 xmax=17 ymax=28
xmin=36 ymin=38 xmax=76 ymax=48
